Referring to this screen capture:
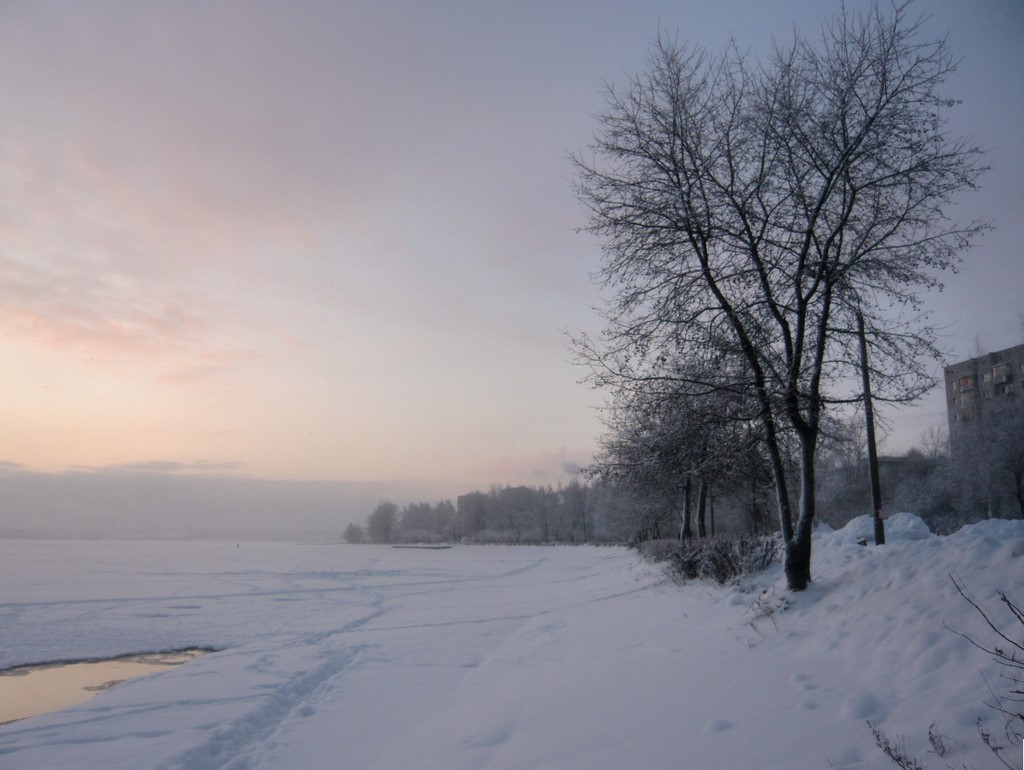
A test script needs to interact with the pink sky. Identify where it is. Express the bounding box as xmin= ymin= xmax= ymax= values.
xmin=0 ymin=0 xmax=1021 ymax=531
